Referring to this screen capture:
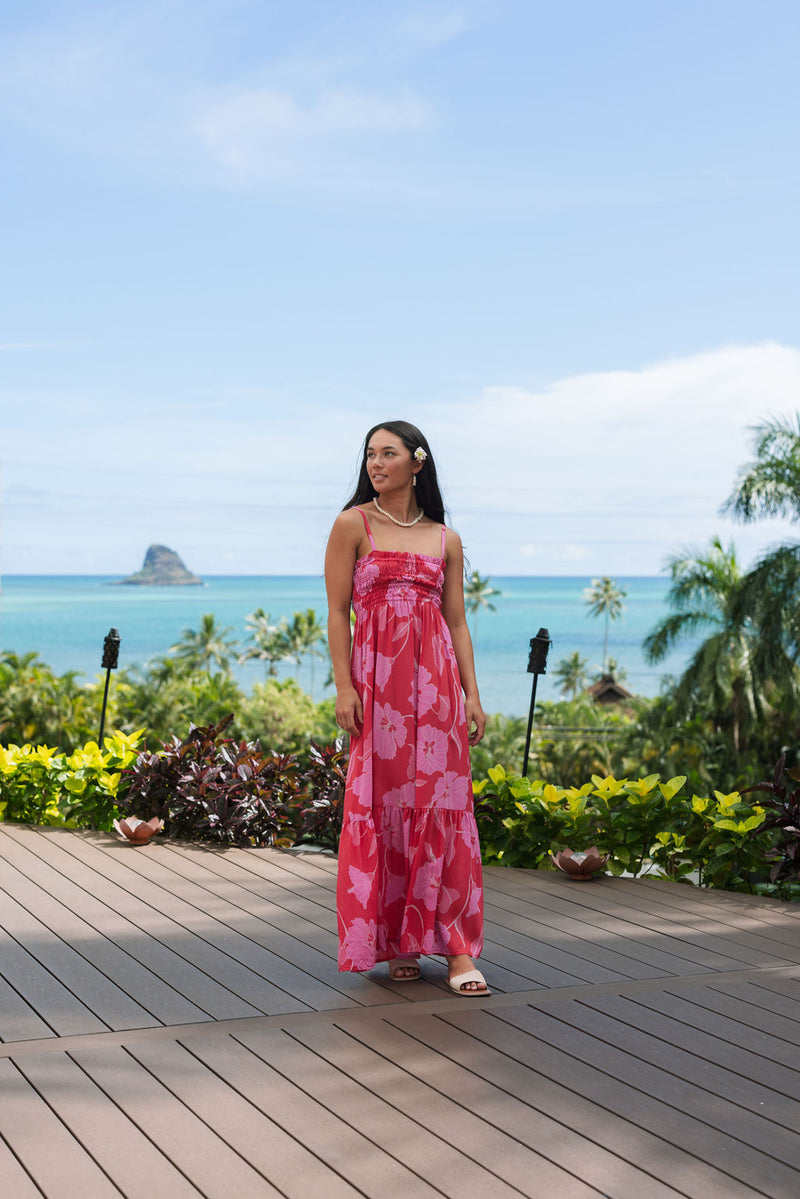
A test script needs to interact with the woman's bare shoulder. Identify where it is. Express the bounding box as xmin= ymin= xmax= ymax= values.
xmin=329 ymin=507 xmax=365 ymax=540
